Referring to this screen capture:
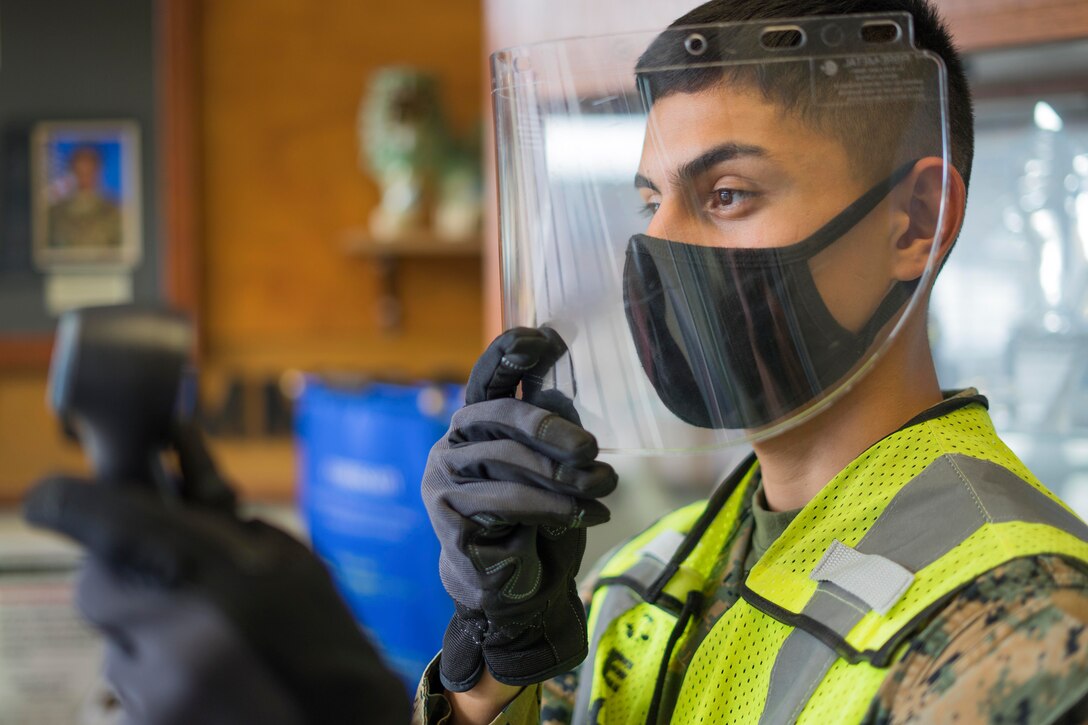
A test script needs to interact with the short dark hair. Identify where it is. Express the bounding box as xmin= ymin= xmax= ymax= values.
xmin=636 ymin=0 xmax=974 ymax=193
